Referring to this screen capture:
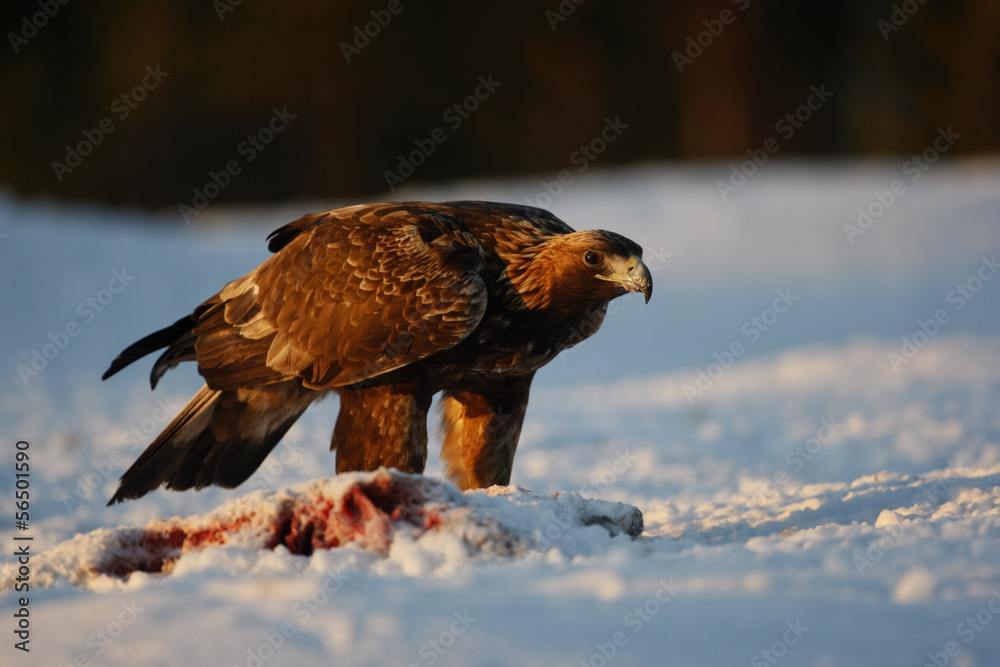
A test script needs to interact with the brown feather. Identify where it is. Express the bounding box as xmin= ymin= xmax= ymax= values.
xmin=439 ymin=374 xmax=533 ymax=490
xmin=103 ymin=201 xmax=651 ymax=503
